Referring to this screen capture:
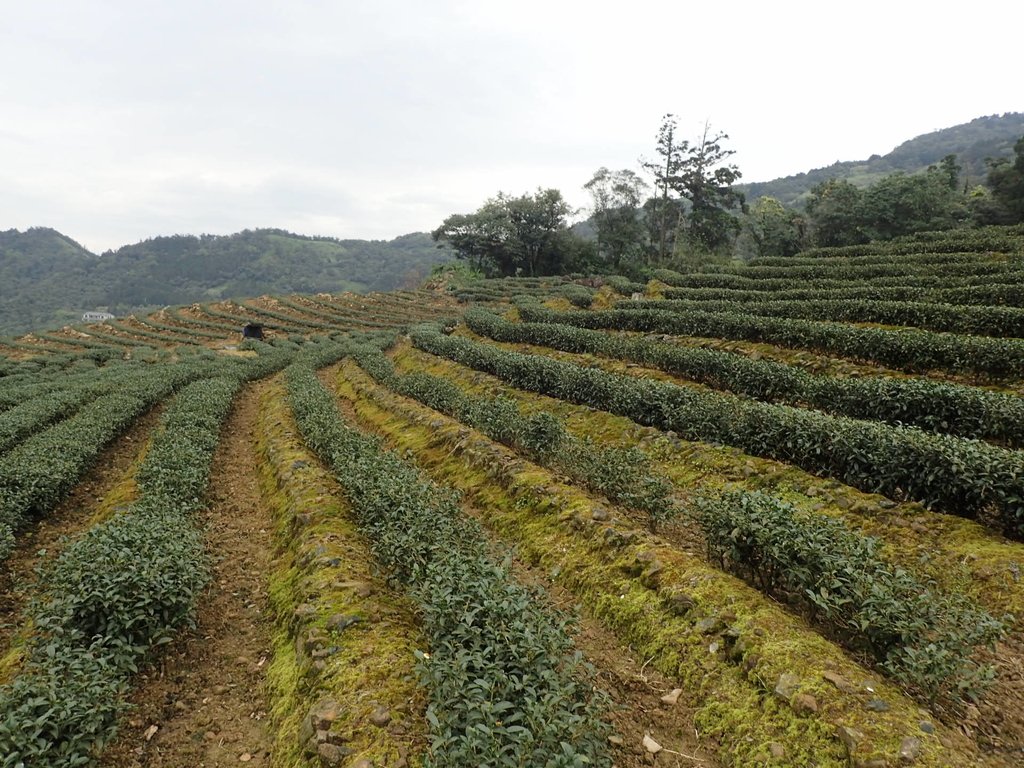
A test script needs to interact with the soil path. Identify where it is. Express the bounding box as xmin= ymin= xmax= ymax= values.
xmin=103 ymin=380 xmax=276 ymax=768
